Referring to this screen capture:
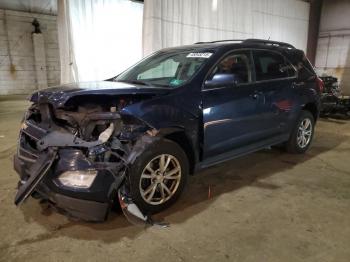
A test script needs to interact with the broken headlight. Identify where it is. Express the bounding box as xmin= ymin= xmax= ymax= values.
xmin=58 ymin=169 xmax=97 ymax=189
